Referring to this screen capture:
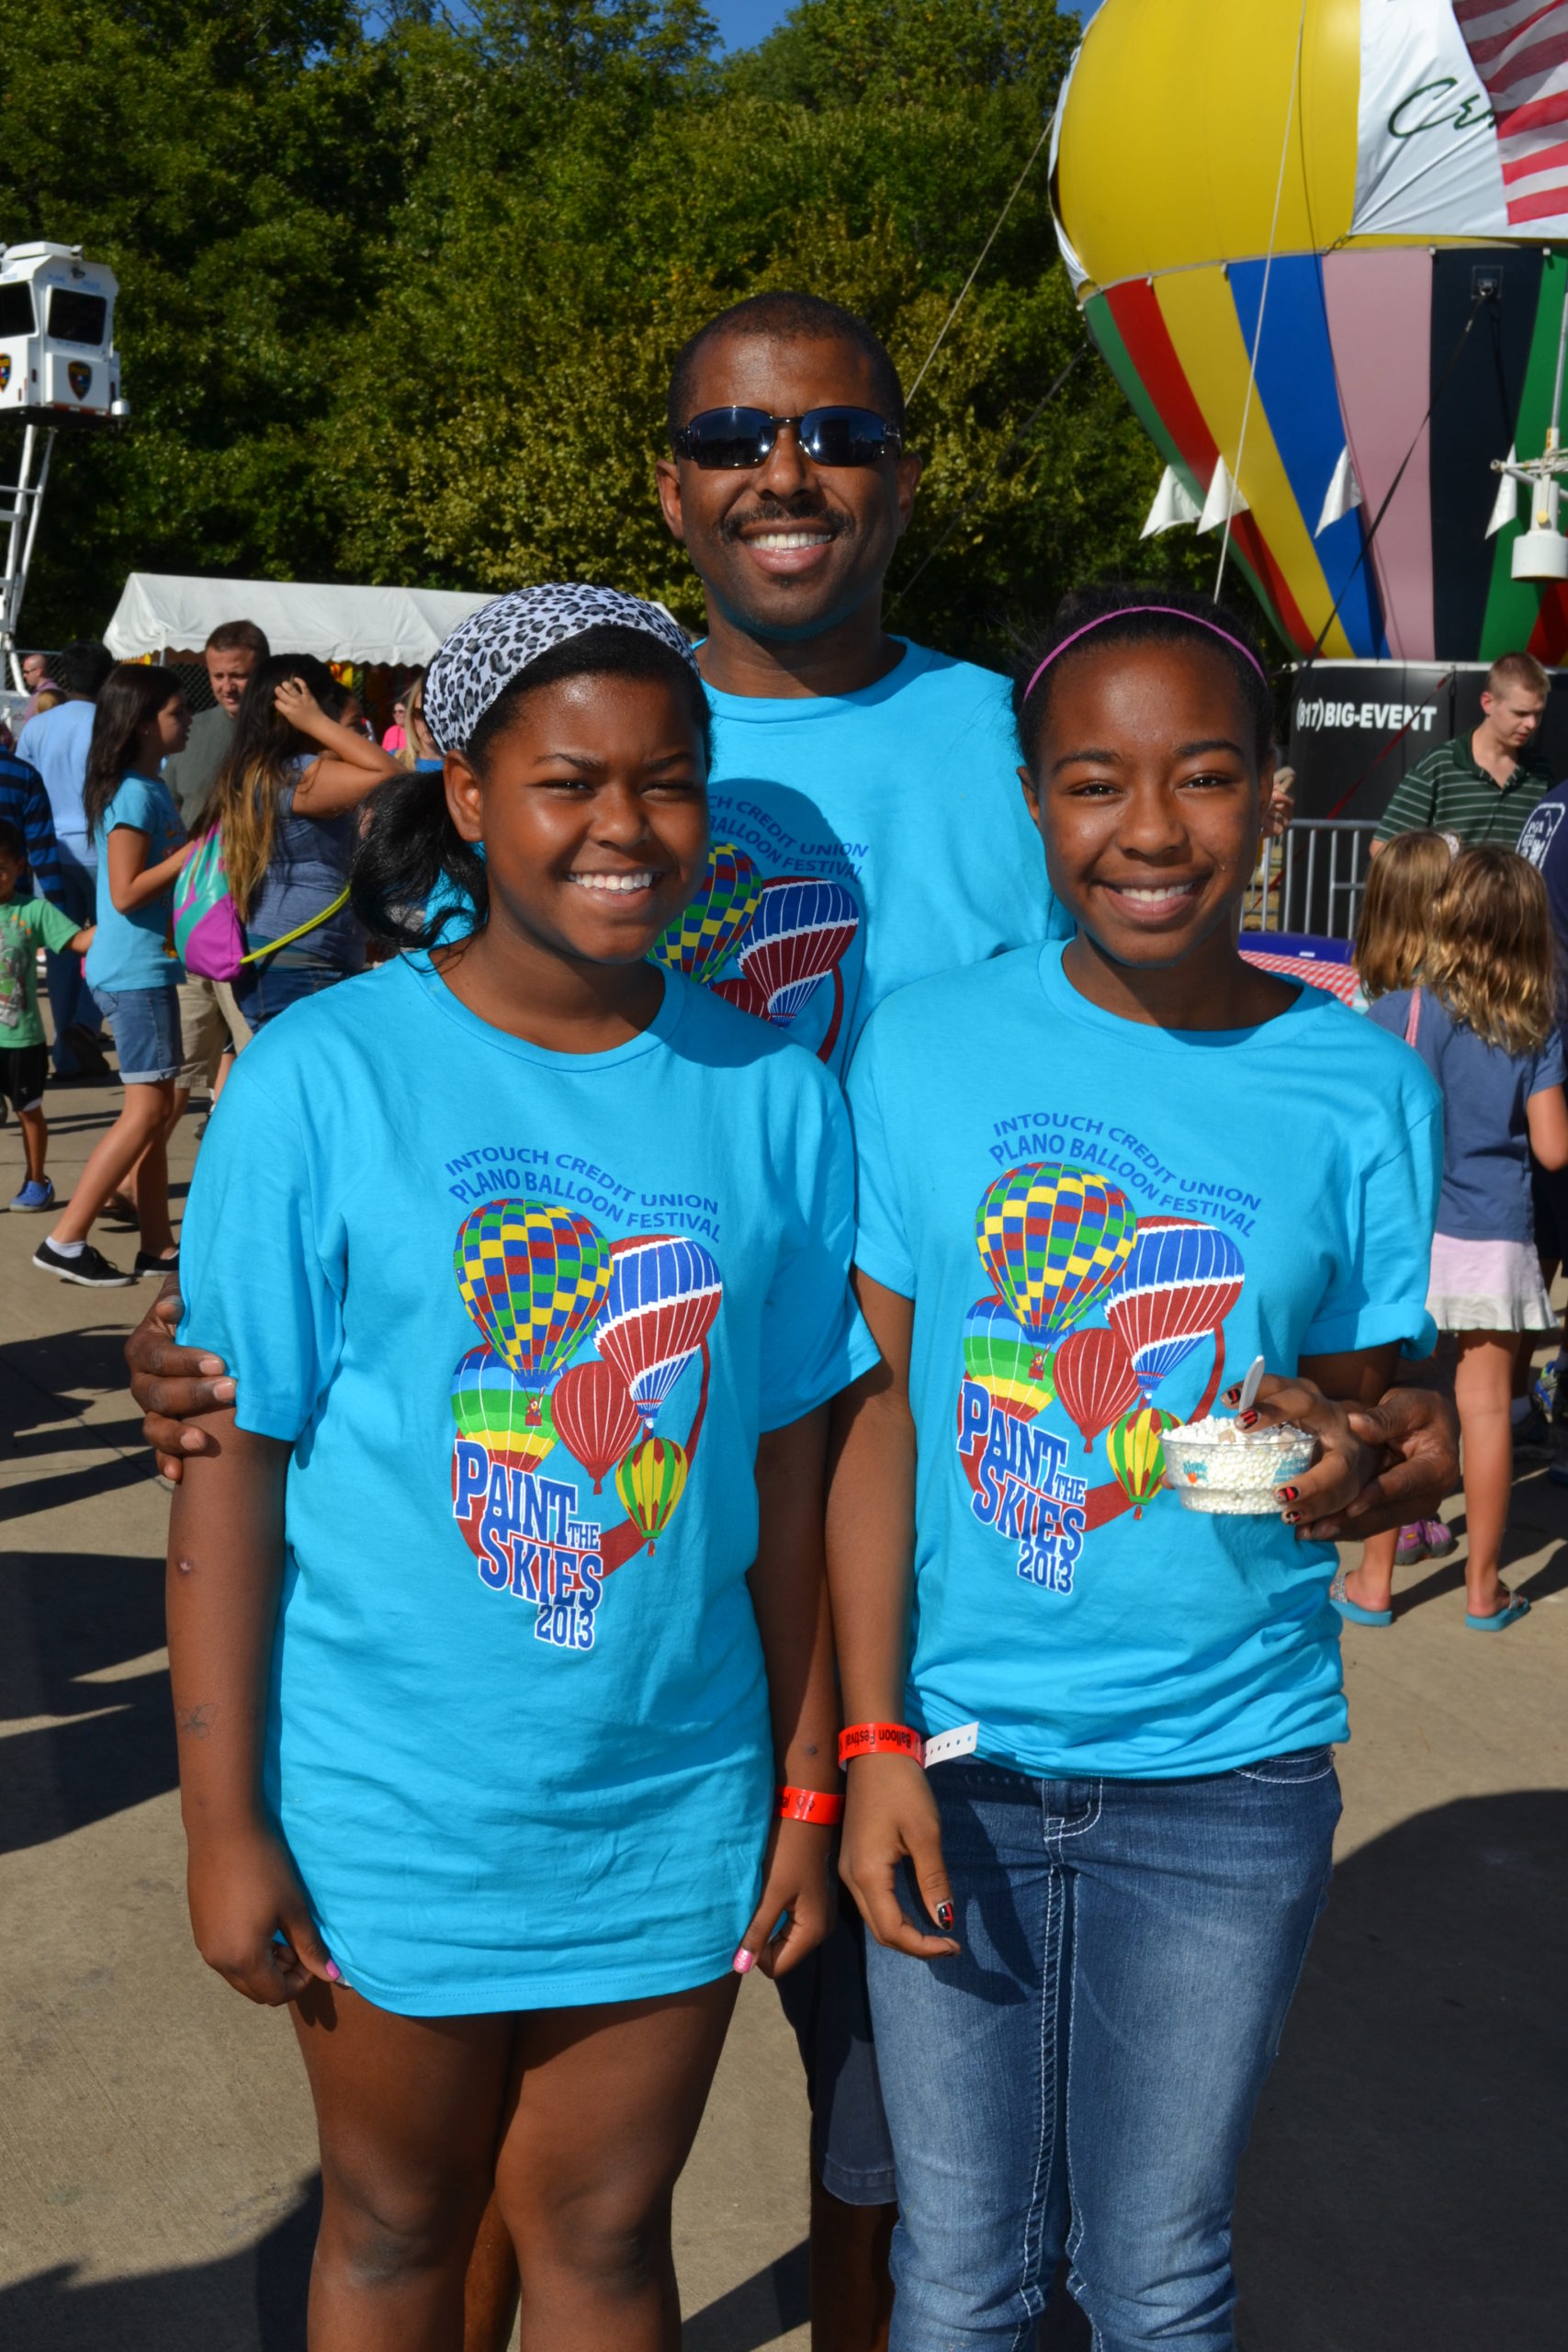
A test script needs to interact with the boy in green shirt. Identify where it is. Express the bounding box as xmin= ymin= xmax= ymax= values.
xmin=0 ymin=818 xmax=94 ymax=1212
